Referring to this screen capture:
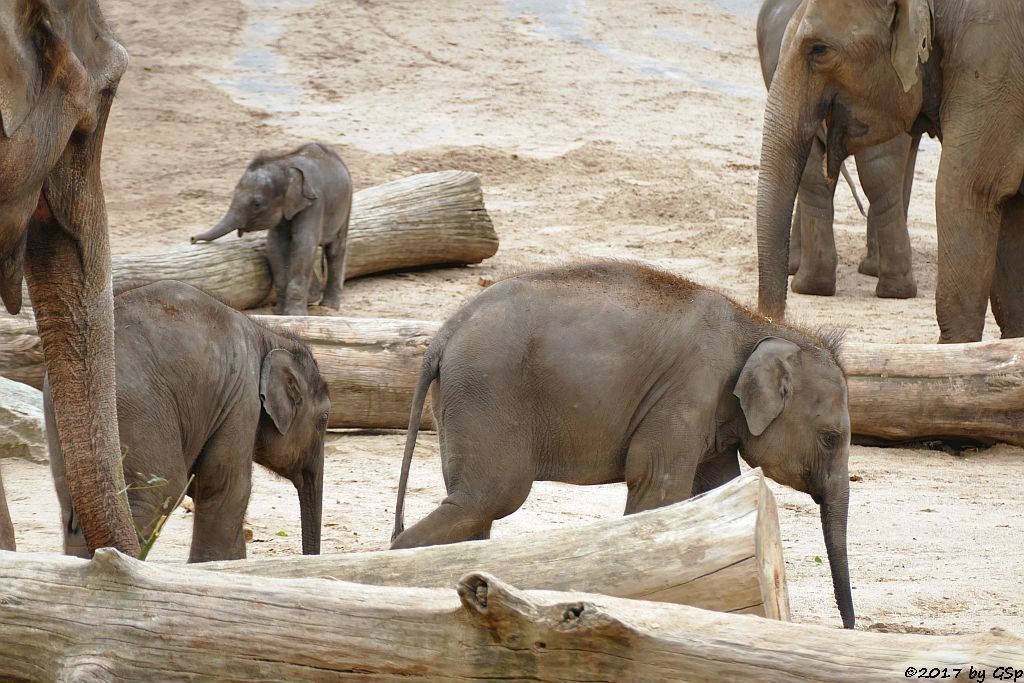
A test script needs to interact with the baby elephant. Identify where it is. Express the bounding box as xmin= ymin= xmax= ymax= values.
xmin=192 ymin=142 xmax=353 ymax=315
xmin=45 ymin=281 xmax=331 ymax=562
xmin=392 ymin=261 xmax=854 ymax=628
